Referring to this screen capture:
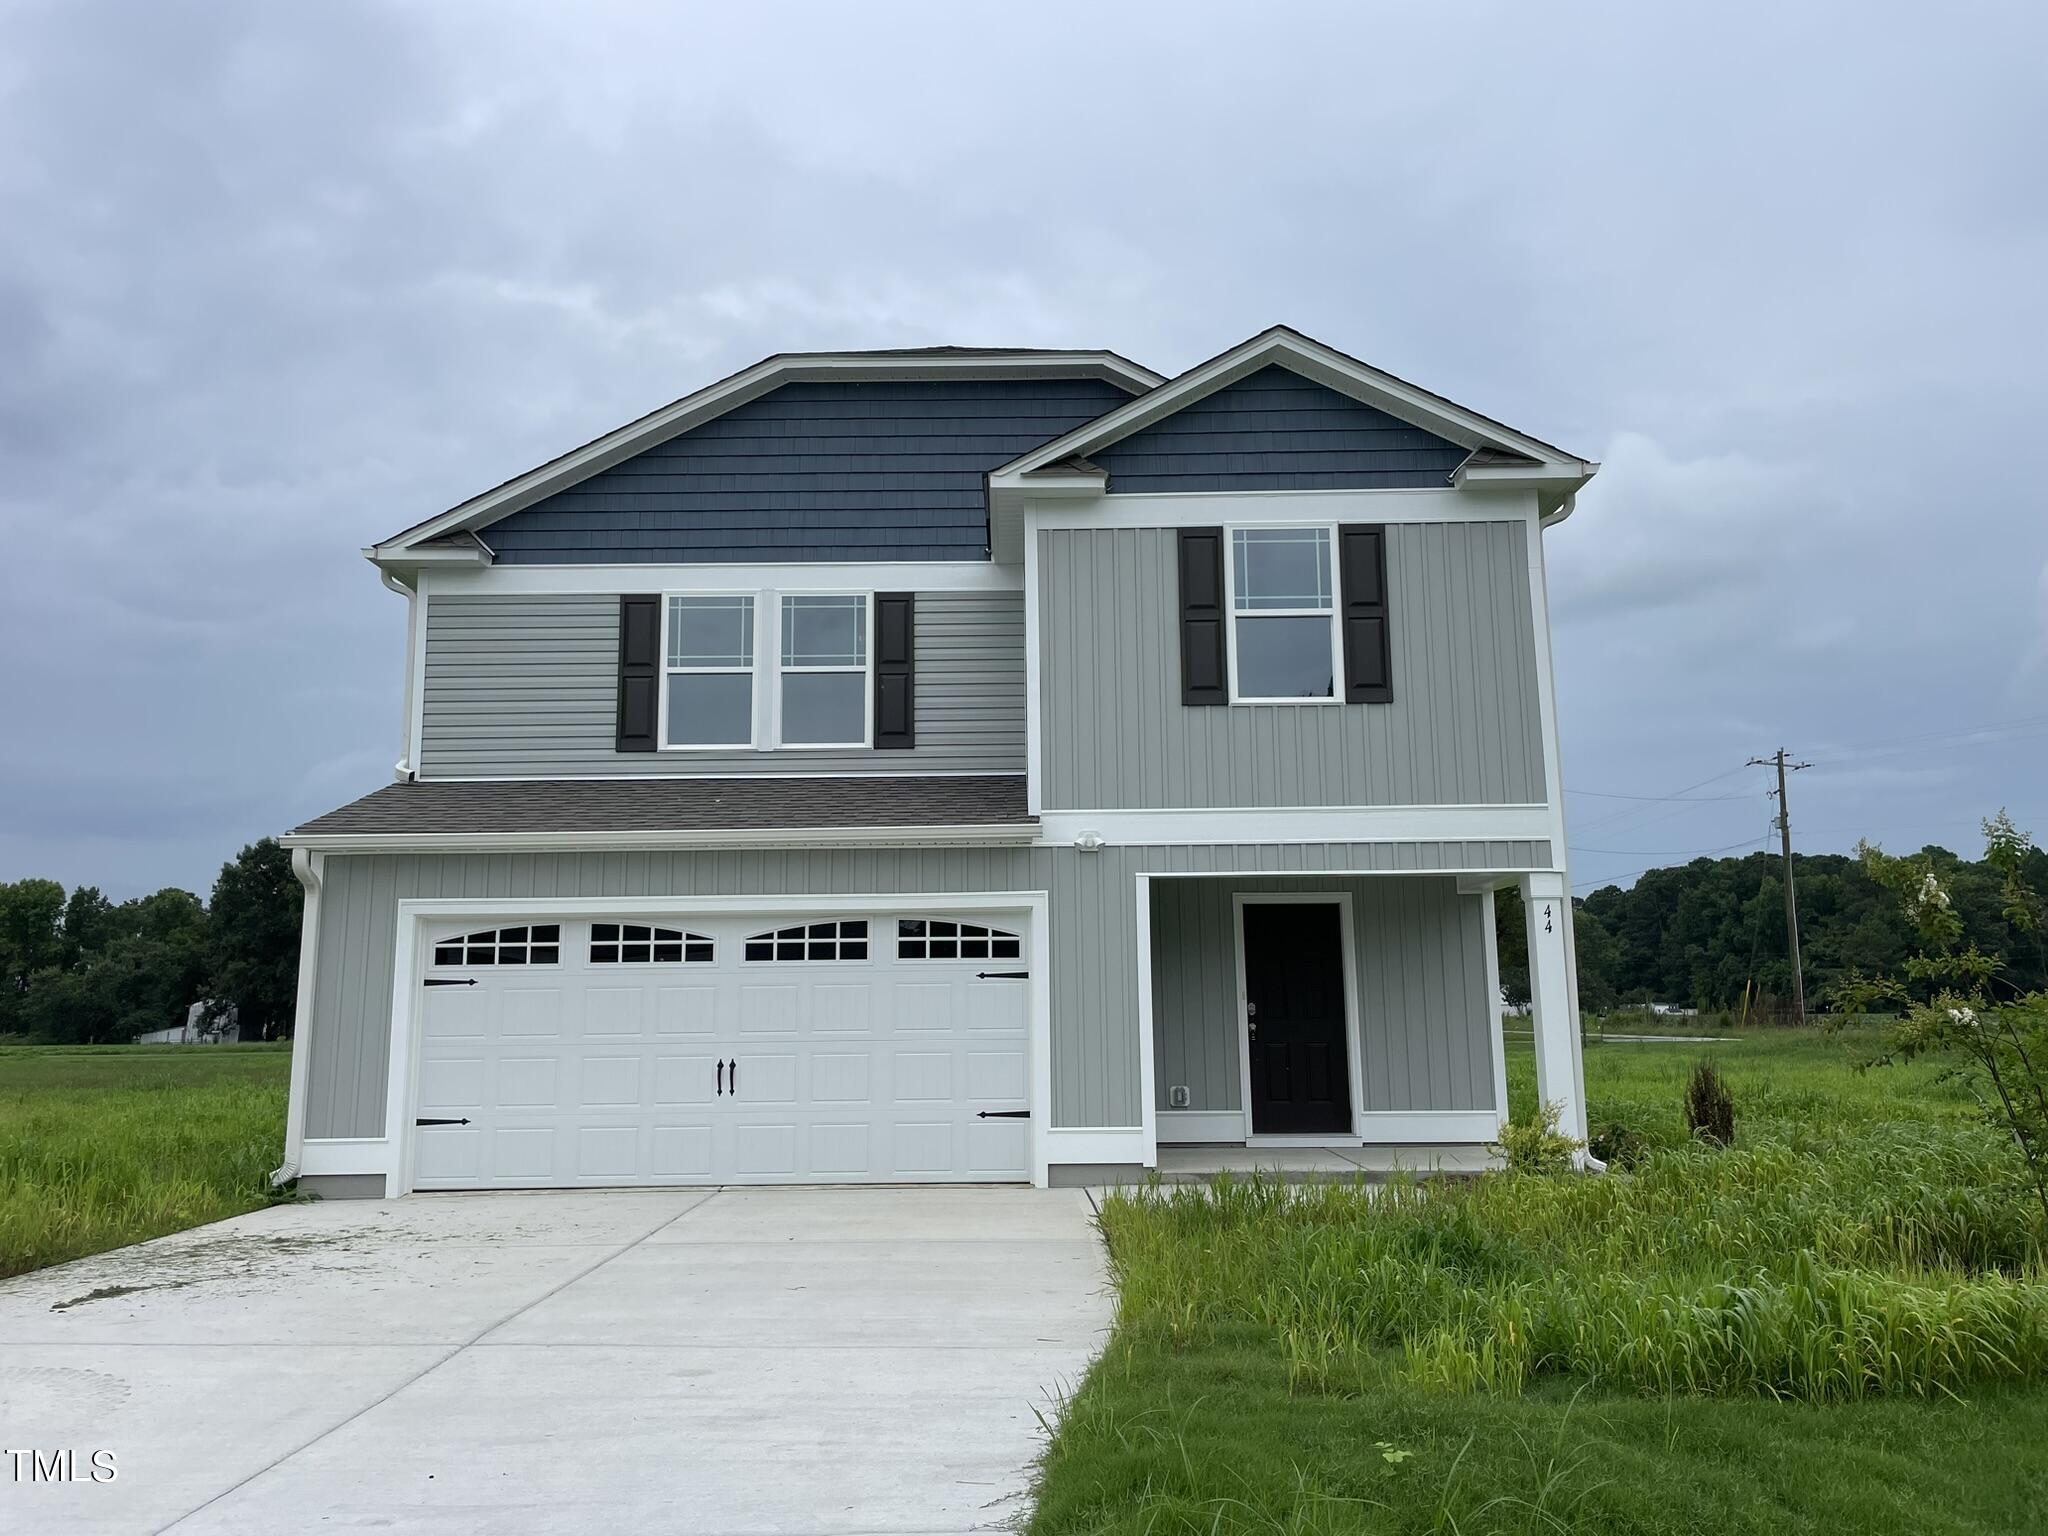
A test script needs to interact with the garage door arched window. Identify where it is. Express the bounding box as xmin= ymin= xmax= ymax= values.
xmin=590 ymin=924 xmax=714 ymax=965
xmin=896 ymin=919 xmax=1022 ymax=961
xmin=743 ymin=919 xmax=869 ymax=963
xmin=432 ymin=925 xmax=562 ymax=967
